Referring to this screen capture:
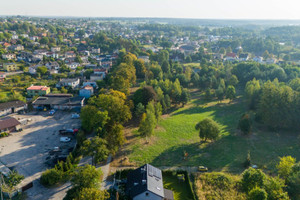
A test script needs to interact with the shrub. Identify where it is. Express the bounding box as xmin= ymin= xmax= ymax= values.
xmin=0 ymin=132 xmax=9 ymax=138
xmin=40 ymin=168 xmax=64 ymax=186
xmin=241 ymin=168 xmax=266 ymax=193
xmin=248 ymin=187 xmax=268 ymax=200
